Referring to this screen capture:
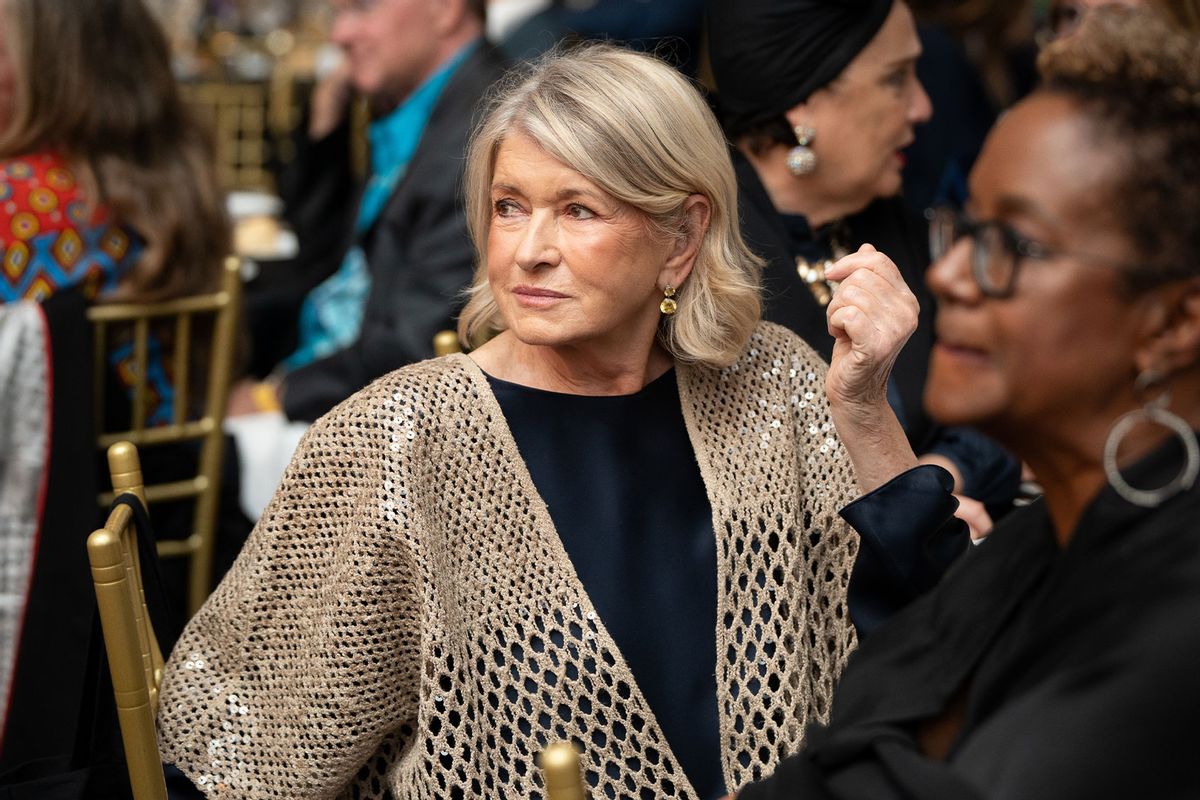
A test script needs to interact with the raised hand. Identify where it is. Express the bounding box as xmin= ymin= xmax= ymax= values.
xmin=822 ymin=243 xmax=921 ymax=492
xmin=824 ymin=243 xmax=919 ymax=413
xmin=308 ymin=58 xmax=354 ymax=141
